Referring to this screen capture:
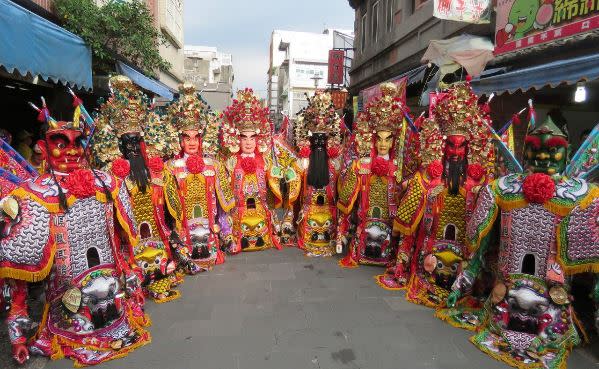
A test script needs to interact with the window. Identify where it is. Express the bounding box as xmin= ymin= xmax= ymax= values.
xmin=372 ymin=1 xmax=379 ymax=43
xmin=361 ymin=13 xmax=367 ymax=52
